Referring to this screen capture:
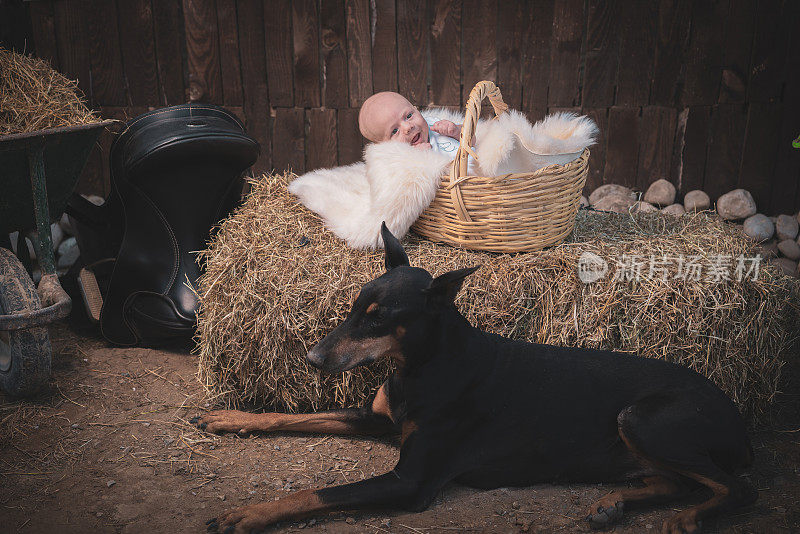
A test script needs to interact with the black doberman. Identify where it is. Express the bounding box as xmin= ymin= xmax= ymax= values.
xmin=193 ymin=224 xmax=756 ymax=534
